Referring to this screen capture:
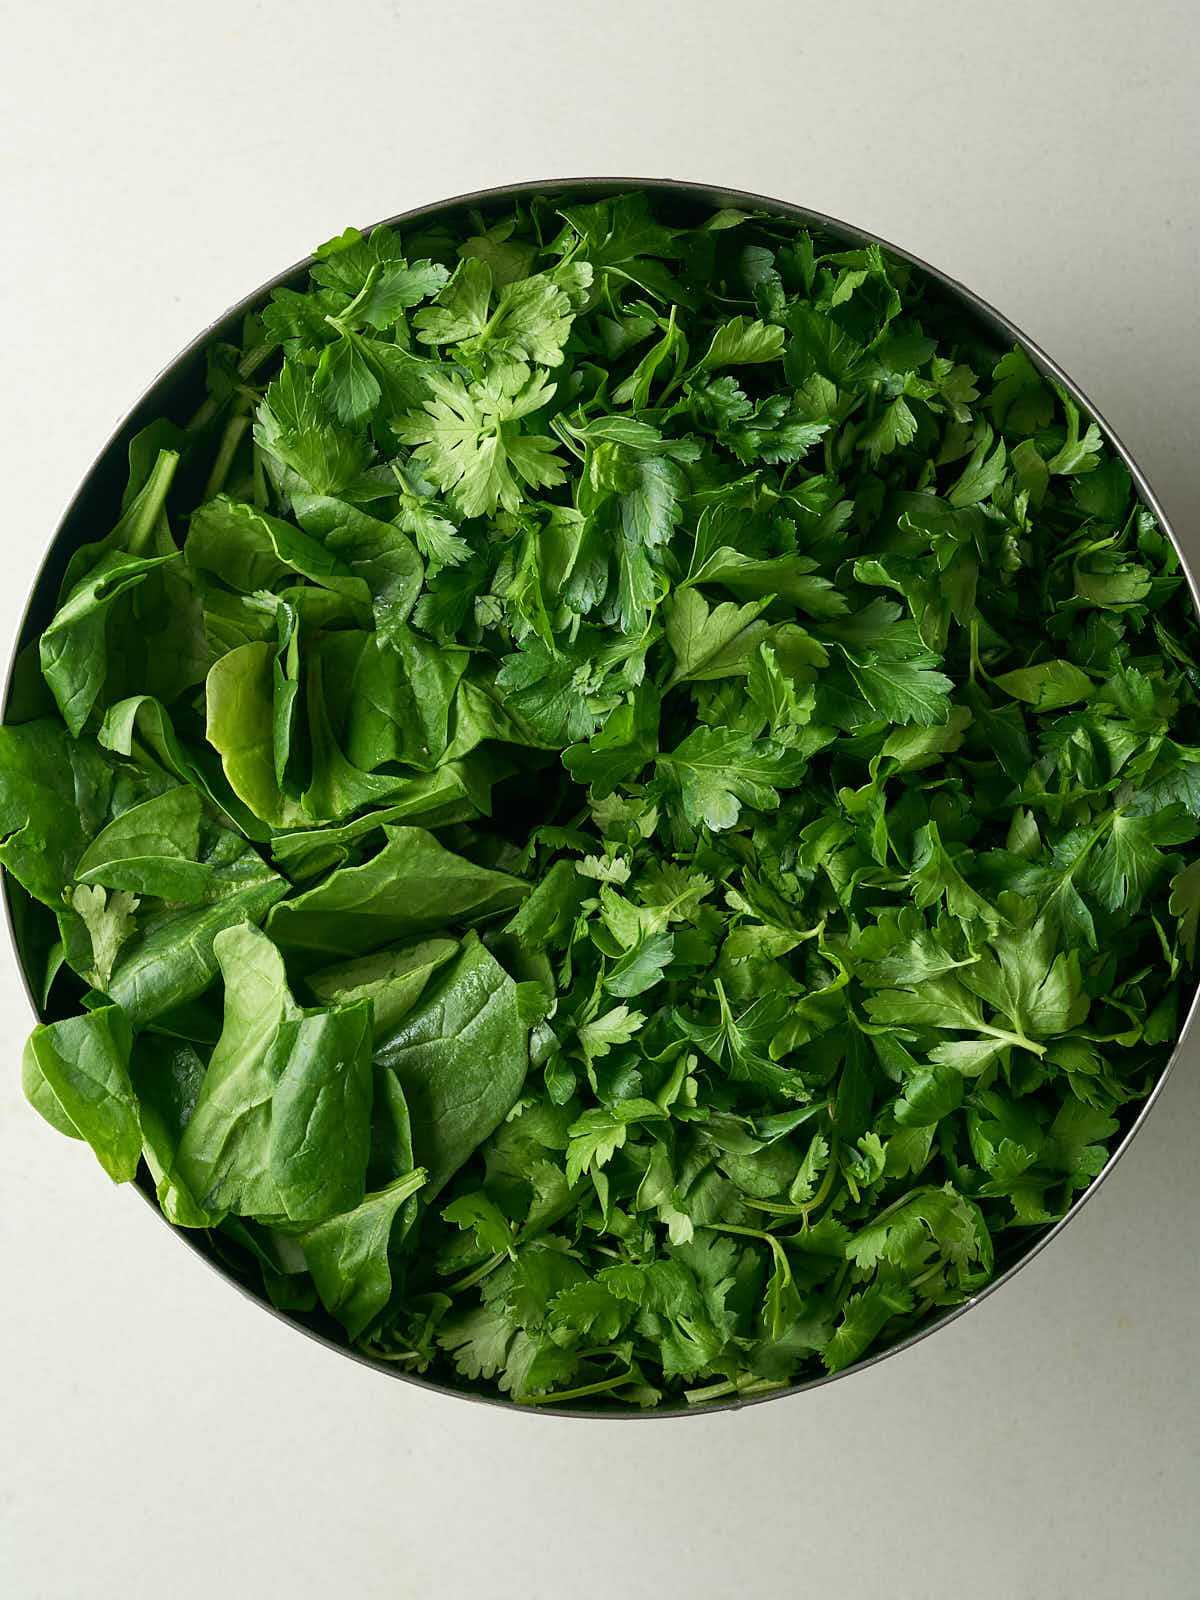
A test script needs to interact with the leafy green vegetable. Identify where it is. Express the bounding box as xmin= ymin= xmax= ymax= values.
xmin=265 ymin=826 xmax=528 ymax=957
xmin=22 ymin=1007 xmax=139 ymax=1180
xmin=375 ymin=932 xmax=530 ymax=1195
xmin=5 ymin=188 xmax=1196 ymax=1411
xmin=176 ymin=924 xmax=374 ymax=1223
